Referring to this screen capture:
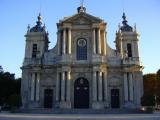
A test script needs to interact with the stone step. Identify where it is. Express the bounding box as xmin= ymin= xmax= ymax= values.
xmin=17 ymin=108 xmax=141 ymax=114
